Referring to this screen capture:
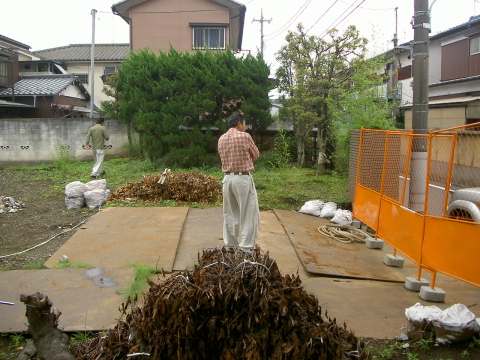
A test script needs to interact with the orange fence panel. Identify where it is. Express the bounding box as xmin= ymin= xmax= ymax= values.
xmin=423 ymin=217 xmax=480 ymax=286
xmin=354 ymin=123 xmax=480 ymax=288
xmin=377 ymin=199 xmax=423 ymax=264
